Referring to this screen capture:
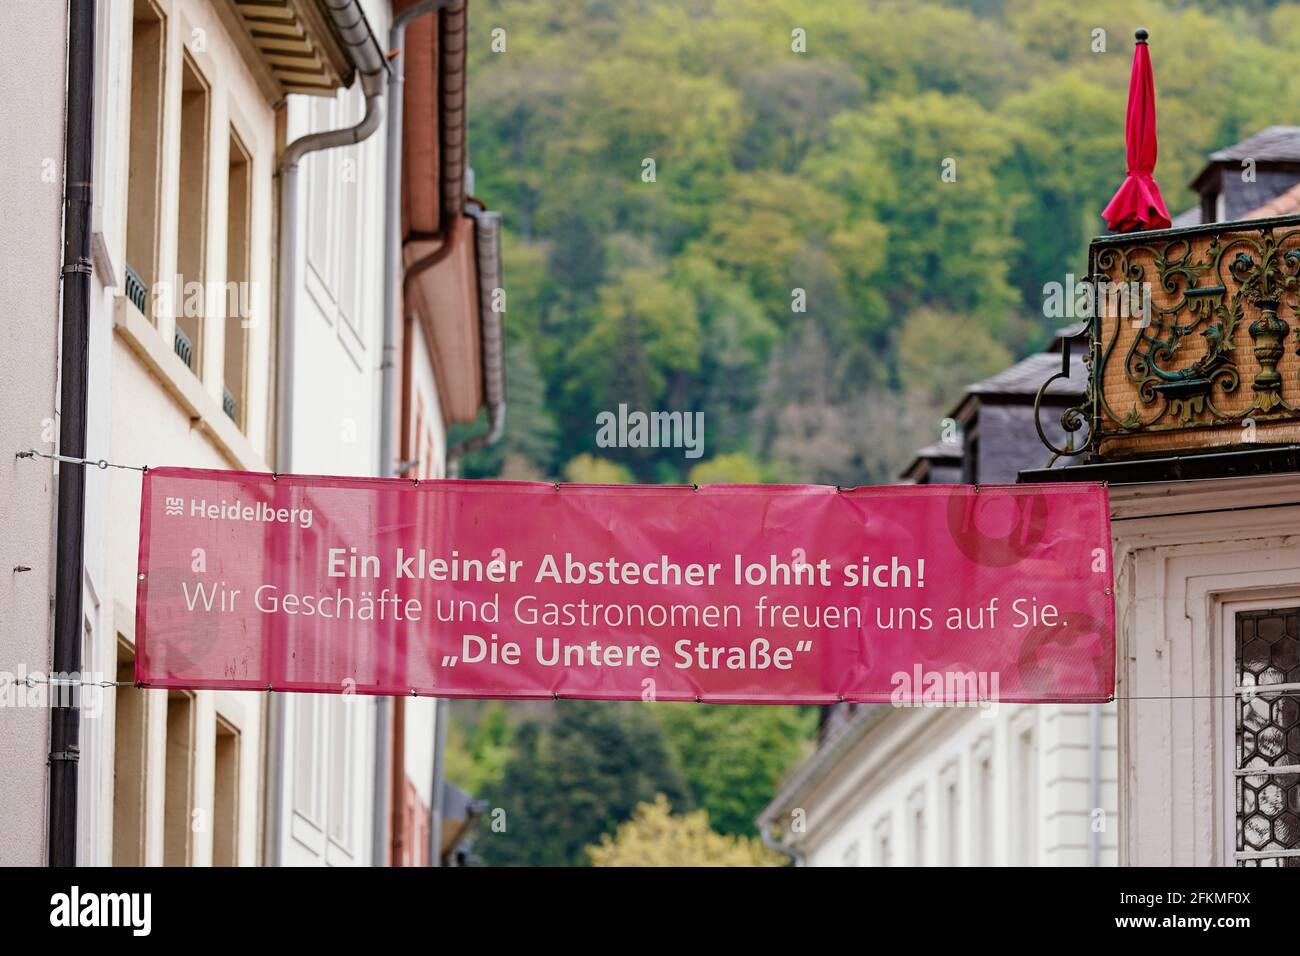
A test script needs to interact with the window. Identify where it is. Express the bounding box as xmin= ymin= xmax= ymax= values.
xmin=292 ymin=695 xmax=322 ymax=824
xmin=163 ymin=690 xmax=195 ymax=866
xmin=940 ymin=762 xmax=961 ymax=866
xmin=174 ymin=52 xmax=210 ymax=374
xmin=873 ymin=815 xmax=893 ymax=867
xmin=124 ymin=0 xmax=165 ymax=309
xmin=111 ymin=639 xmax=146 ymax=866
xmin=289 ymin=694 xmax=358 ymax=864
xmin=1012 ymin=718 xmax=1038 ymax=866
xmin=326 ymin=696 xmax=353 ymax=850
xmin=212 ymin=716 xmax=240 ymax=867
xmin=223 ymin=129 xmax=252 ymax=428
xmin=399 ymin=778 xmax=430 ymax=868
xmin=306 ymin=96 xmax=335 ymax=298
xmin=1232 ymin=607 xmax=1300 ymax=866
xmin=304 ymin=88 xmax=366 ymax=347
xmin=973 ymin=739 xmax=993 ymax=866
xmin=908 ymin=788 xmax=926 ymax=866
xmin=841 ymin=839 xmax=860 ymax=867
